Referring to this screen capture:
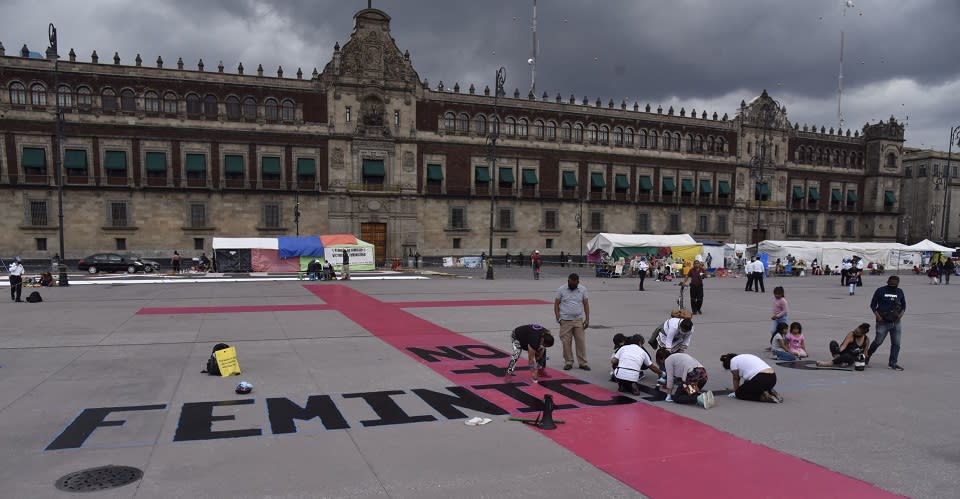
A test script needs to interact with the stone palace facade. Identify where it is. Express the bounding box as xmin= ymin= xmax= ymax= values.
xmin=0 ymin=7 xmax=905 ymax=265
